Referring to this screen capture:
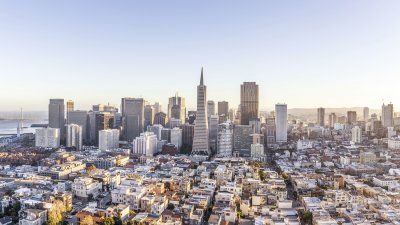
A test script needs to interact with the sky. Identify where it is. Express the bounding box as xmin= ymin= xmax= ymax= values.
xmin=0 ymin=1 xmax=399 ymax=112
